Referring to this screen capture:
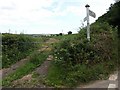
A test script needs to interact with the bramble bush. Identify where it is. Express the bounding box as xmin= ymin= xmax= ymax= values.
xmin=54 ymin=22 xmax=118 ymax=68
